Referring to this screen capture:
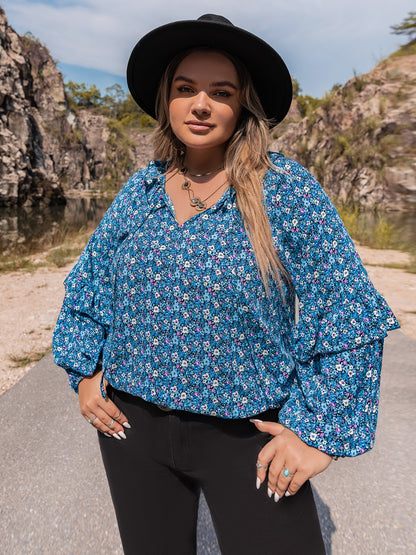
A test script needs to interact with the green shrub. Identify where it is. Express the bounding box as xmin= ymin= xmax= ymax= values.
xmin=342 ymin=86 xmax=356 ymax=108
xmin=370 ymin=219 xmax=394 ymax=249
xmin=335 ymin=203 xmax=395 ymax=250
xmin=363 ymin=115 xmax=381 ymax=136
xmin=45 ymin=246 xmax=83 ymax=267
xmin=353 ymin=70 xmax=367 ymax=92
xmin=139 ymin=114 xmax=156 ymax=130
xmin=320 ymin=91 xmax=336 ymax=114
xmin=378 ymin=96 xmax=387 ymax=117
xmin=313 ymin=156 xmax=325 ymax=183
xmin=297 ymin=94 xmax=321 ymax=117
